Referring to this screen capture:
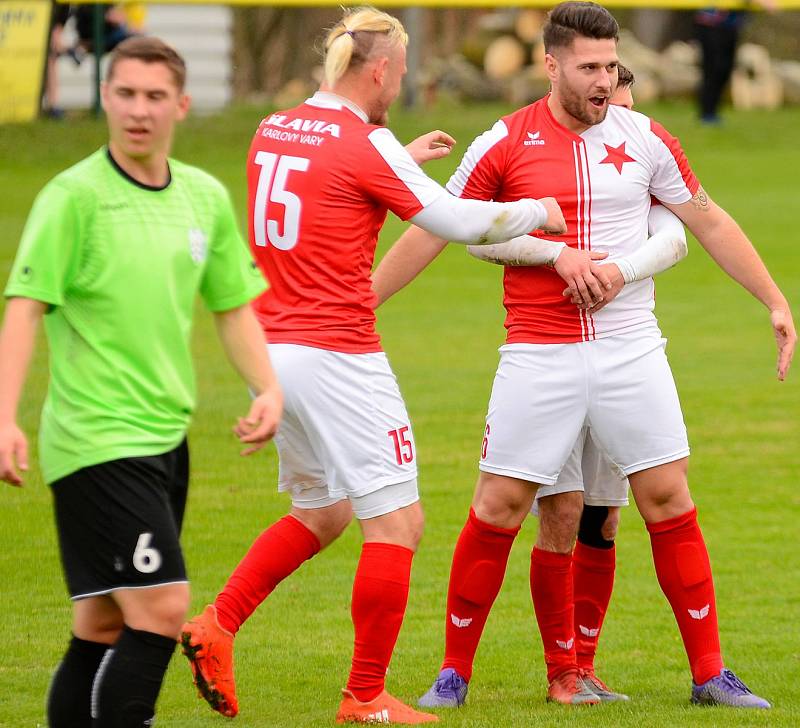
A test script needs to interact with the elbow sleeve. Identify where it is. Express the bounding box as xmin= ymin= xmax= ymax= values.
xmin=411 ymin=195 xmax=546 ymax=245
